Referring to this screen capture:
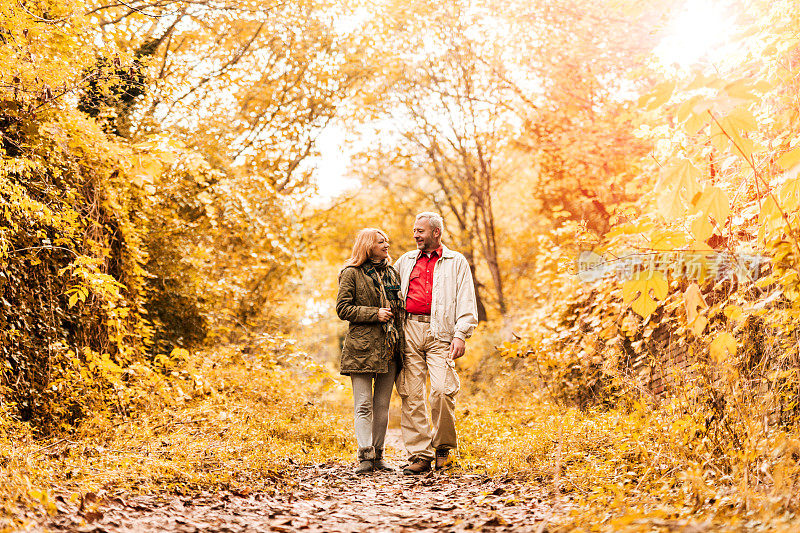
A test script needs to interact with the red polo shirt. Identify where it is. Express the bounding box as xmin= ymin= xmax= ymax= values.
xmin=405 ymin=247 xmax=442 ymax=315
